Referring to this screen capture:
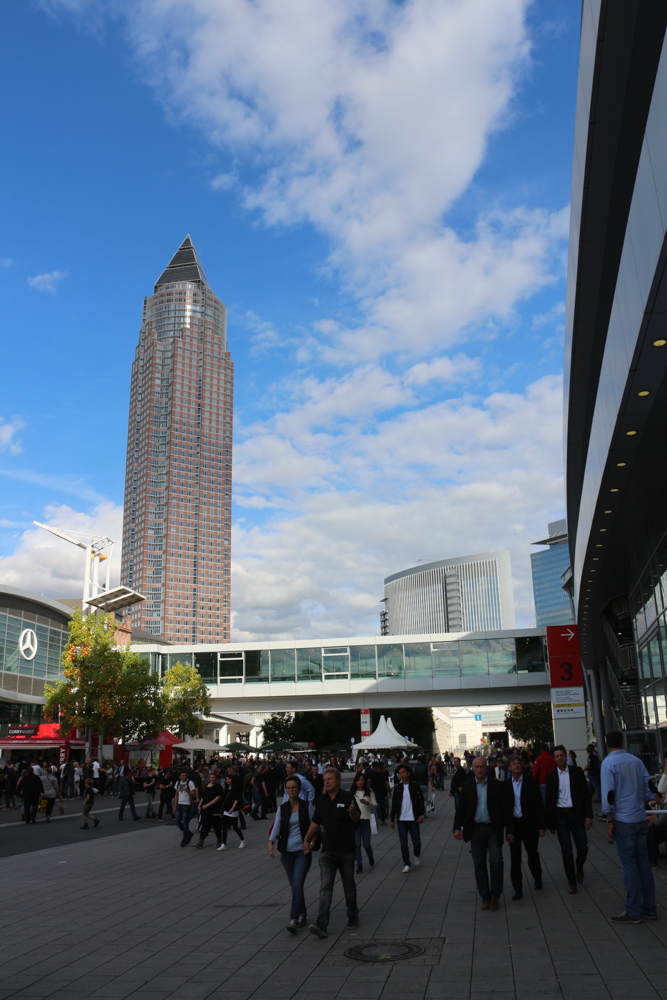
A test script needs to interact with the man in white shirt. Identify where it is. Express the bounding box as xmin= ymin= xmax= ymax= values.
xmin=173 ymin=771 xmax=197 ymax=846
xmin=545 ymin=745 xmax=593 ymax=893
xmin=389 ymin=764 xmax=425 ymax=872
